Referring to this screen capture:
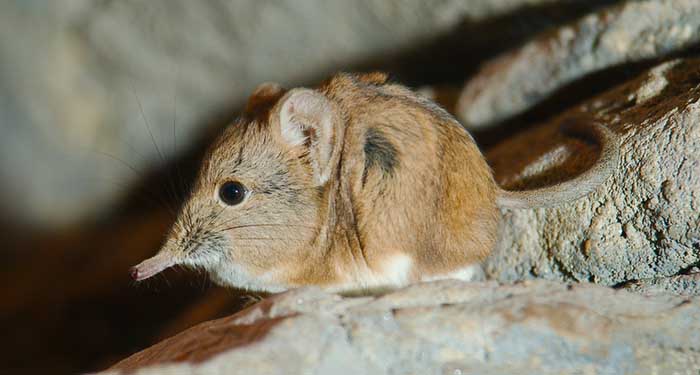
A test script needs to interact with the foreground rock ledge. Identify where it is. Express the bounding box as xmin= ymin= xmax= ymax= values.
xmin=101 ymin=280 xmax=700 ymax=374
